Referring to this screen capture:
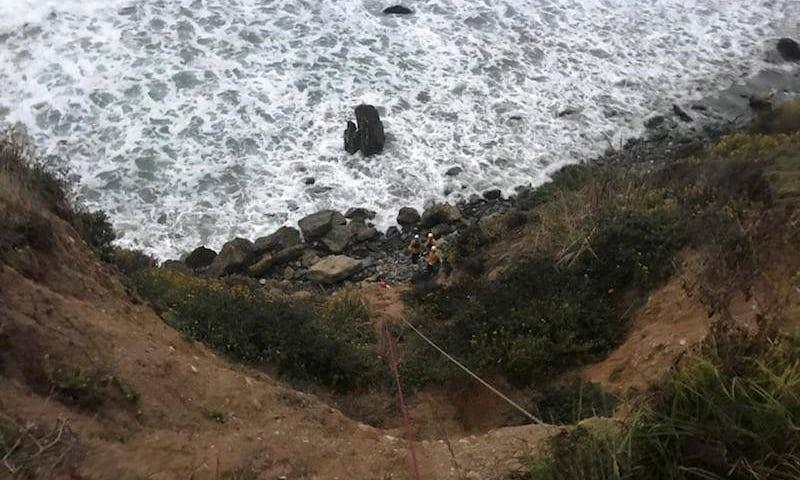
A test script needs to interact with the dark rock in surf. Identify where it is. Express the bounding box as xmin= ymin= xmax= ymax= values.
xmin=777 ymin=38 xmax=800 ymax=62
xmin=397 ymin=207 xmax=421 ymax=228
xmin=344 ymin=121 xmax=361 ymax=154
xmin=184 ymin=246 xmax=217 ymax=270
xmin=445 ymin=166 xmax=463 ymax=176
xmin=355 ymin=105 xmax=385 ymax=156
xmin=420 ymin=203 xmax=462 ymax=229
xmin=749 ymin=94 xmax=773 ymax=111
xmin=298 ymin=210 xmax=346 ymax=241
xmin=644 ymin=115 xmax=665 ymax=129
xmin=383 ymin=5 xmax=413 ymax=14
xmin=483 ymin=189 xmax=502 ymax=201
xmin=345 ymin=207 xmax=377 ymax=221
xmin=672 ymin=104 xmax=693 ymax=123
